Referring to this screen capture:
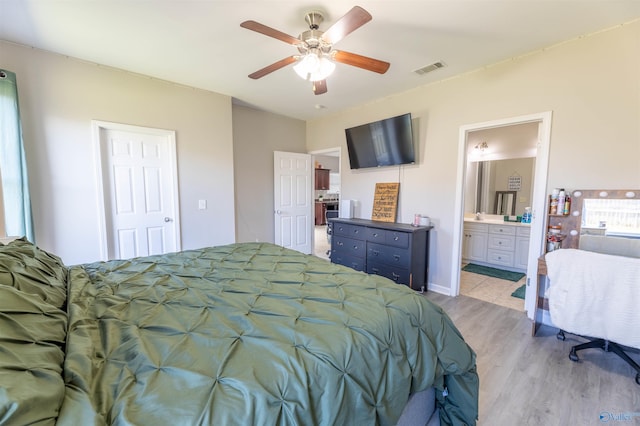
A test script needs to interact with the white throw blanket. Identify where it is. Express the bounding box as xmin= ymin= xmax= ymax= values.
xmin=546 ymin=248 xmax=640 ymax=349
